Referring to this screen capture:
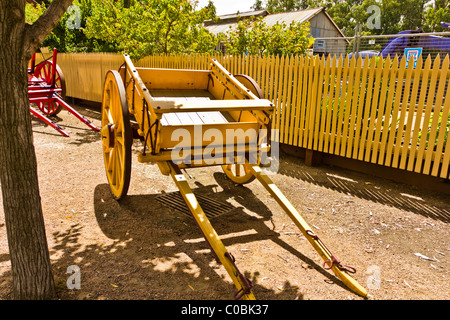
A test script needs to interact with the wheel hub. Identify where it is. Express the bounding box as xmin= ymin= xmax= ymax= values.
xmin=101 ymin=123 xmax=115 ymax=152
